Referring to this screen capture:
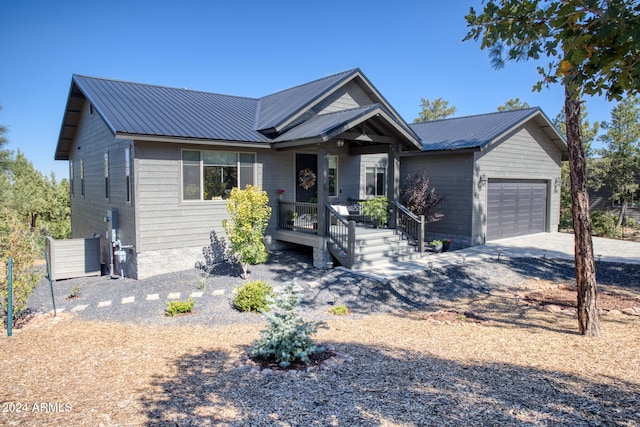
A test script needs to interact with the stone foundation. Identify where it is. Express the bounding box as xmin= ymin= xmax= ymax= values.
xmin=135 ymin=246 xmax=204 ymax=280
